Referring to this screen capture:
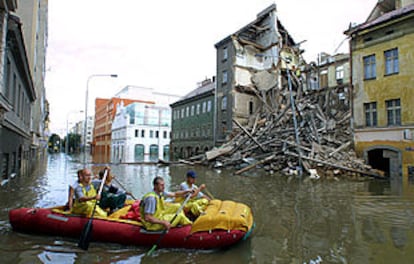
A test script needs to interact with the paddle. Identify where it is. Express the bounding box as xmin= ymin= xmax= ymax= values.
xmin=77 ymin=169 xmax=108 ymax=250
xmin=204 ymin=188 xmax=215 ymax=200
xmin=112 ymin=176 xmax=137 ymax=200
xmin=147 ymin=192 xmax=192 ymax=256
